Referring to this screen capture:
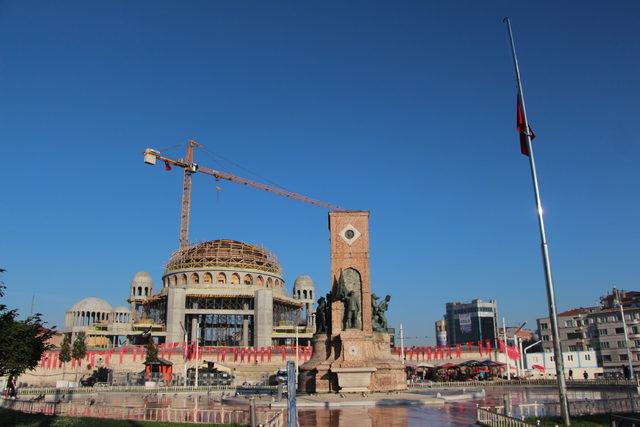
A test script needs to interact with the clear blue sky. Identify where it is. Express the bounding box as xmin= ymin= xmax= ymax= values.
xmin=1 ymin=1 xmax=639 ymax=345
